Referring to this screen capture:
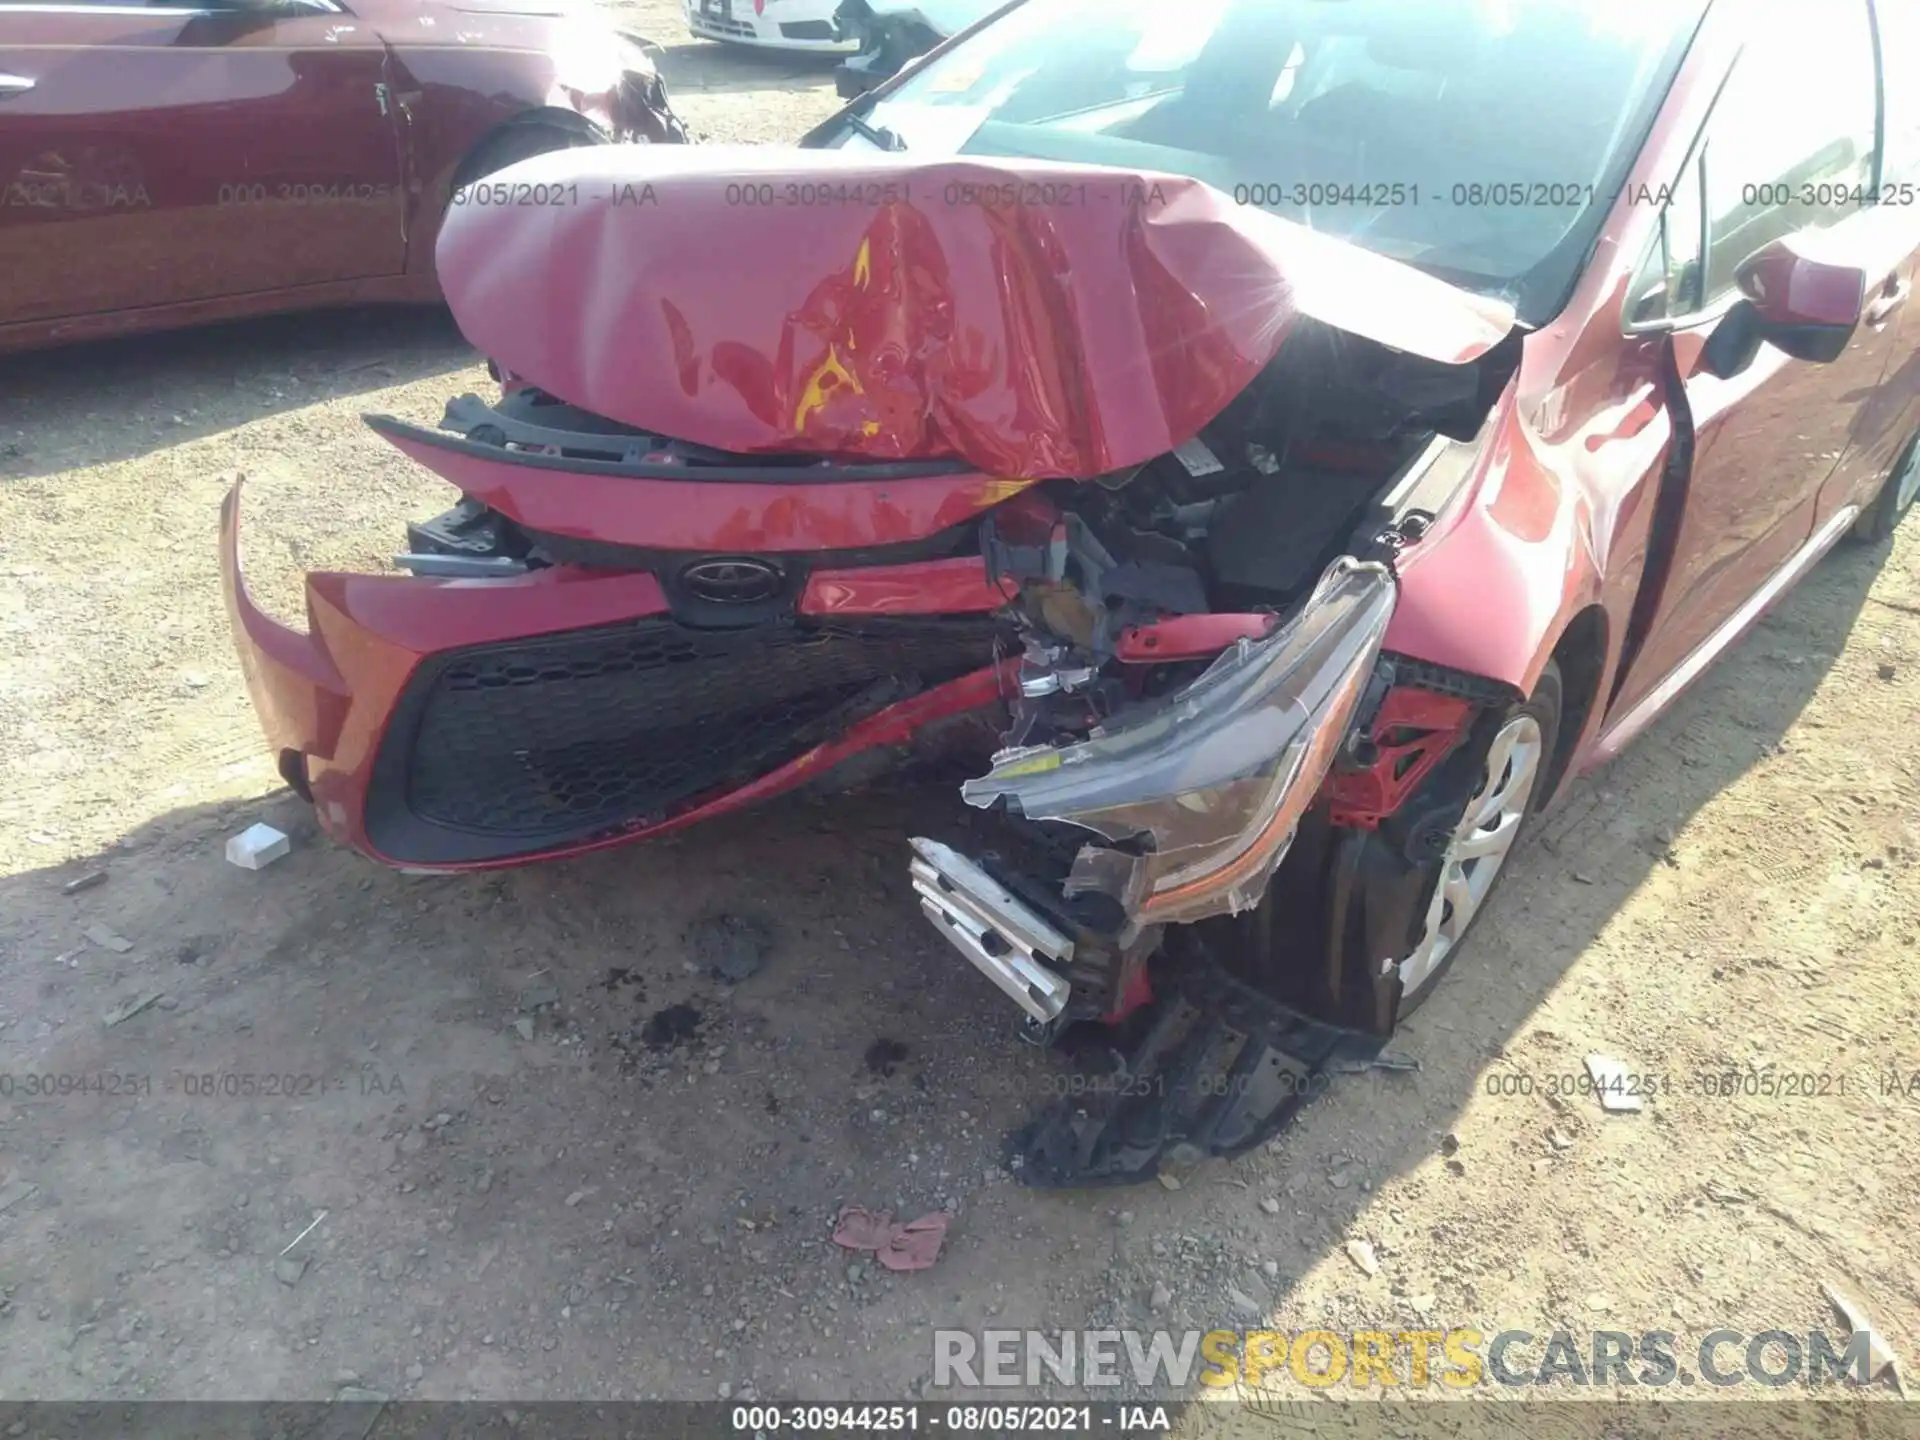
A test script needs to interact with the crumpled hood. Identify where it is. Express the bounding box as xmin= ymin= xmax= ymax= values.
xmin=436 ymin=146 xmax=1516 ymax=479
